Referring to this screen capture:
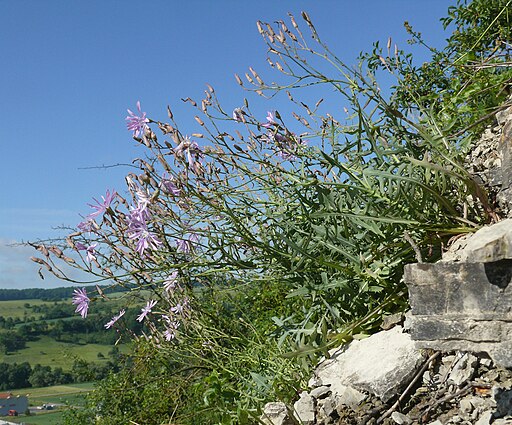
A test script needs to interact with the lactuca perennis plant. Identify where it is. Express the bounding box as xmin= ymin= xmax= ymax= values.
xmin=32 ymin=9 xmax=494 ymax=423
